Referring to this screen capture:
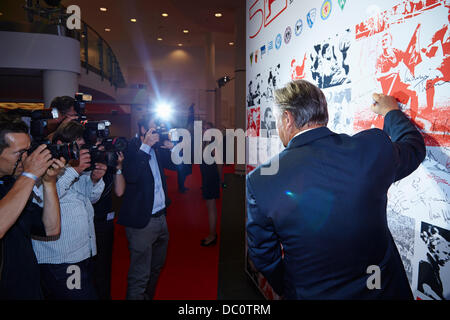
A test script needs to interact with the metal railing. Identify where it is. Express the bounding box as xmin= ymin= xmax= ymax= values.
xmin=0 ymin=7 xmax=126 ymax=89
xmin=77 ymin=21 xmax=126 ymax=89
